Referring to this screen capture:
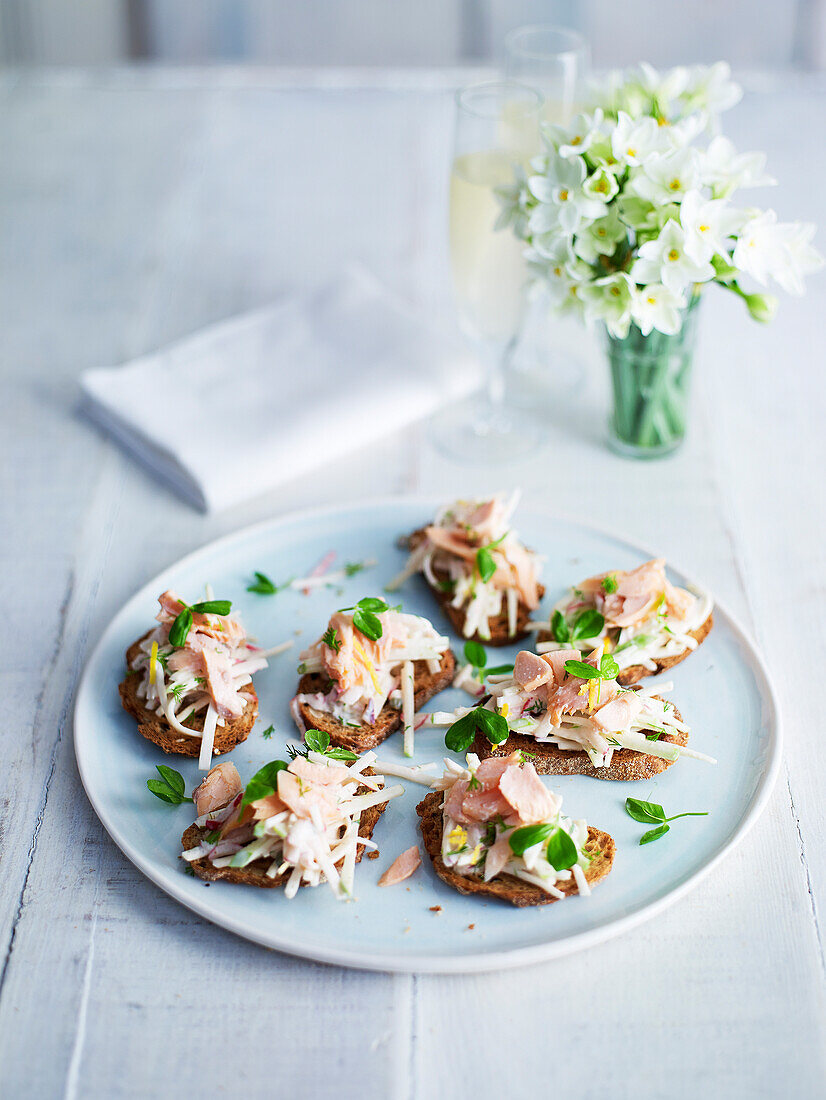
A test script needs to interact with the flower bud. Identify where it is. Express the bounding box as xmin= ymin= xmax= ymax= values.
xmin=743 ymin=292 xmax=778 ymax=323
